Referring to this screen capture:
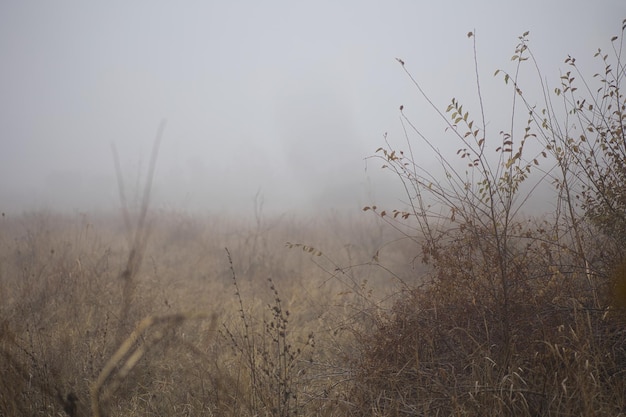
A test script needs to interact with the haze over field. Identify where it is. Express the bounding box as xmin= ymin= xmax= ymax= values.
xmin=1 ymin=1 xmax=624 ymax=215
